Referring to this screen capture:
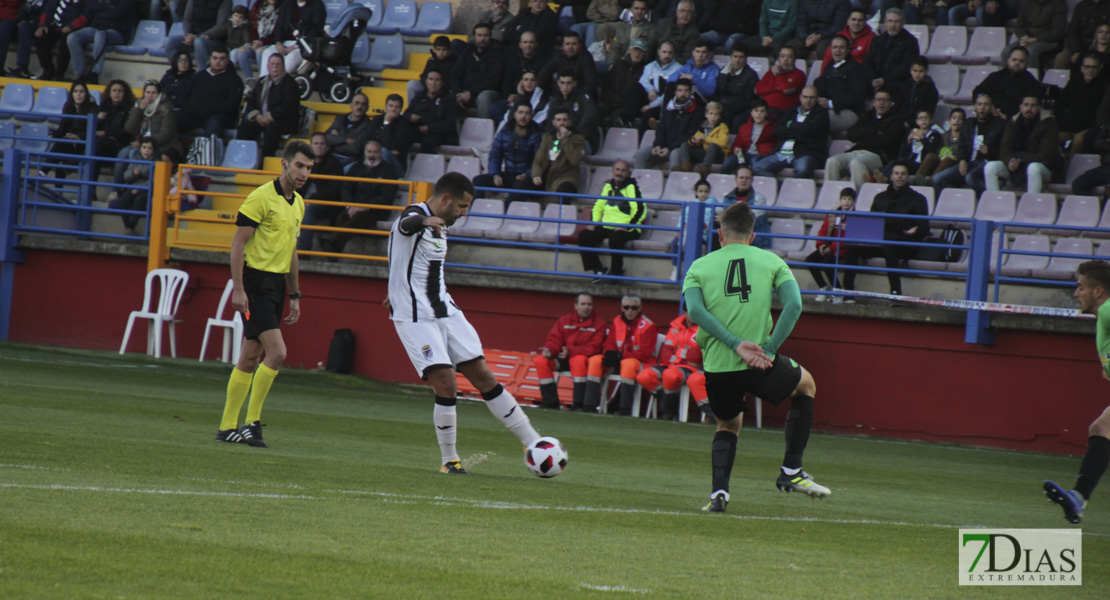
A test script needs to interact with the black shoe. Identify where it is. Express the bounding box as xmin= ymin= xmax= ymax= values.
xmin=8 ymin=67 xmax=32 ymax=78
xmin=889 ymin=291 xmax=902 ymax=307
xmin=215 ymin=428 xmax=246 ymax=443
xmin=573 ymin=405 xmax=598 ymax=413
xmin=590 ymin=268 xmax=608 ymax=284
xmin=239 ymin=420 xmax=267 ymax=447
xmin=441 ymin=460 xmax=469 ymax=474
xmin=702 ymin=491 xmax=728 ymax=513
xmin=31 ymin=71 xmax=55 ymax=81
